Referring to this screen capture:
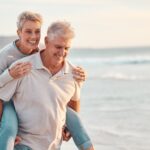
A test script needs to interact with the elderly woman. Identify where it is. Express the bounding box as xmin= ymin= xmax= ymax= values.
xmin=0 ymin=11 xmax=93 ymax=150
